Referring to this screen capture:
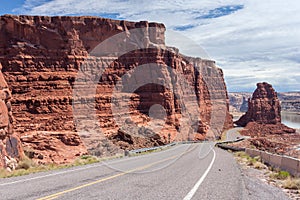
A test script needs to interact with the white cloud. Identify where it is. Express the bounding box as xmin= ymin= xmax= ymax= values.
xmin=16 ymin=0 xmax=300 ymax=92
